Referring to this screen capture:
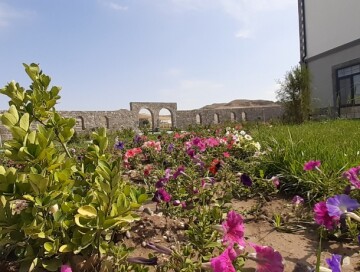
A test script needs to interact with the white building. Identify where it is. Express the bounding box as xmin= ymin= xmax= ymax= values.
xmin=298 ymin=0 xmax=360 ymax=117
